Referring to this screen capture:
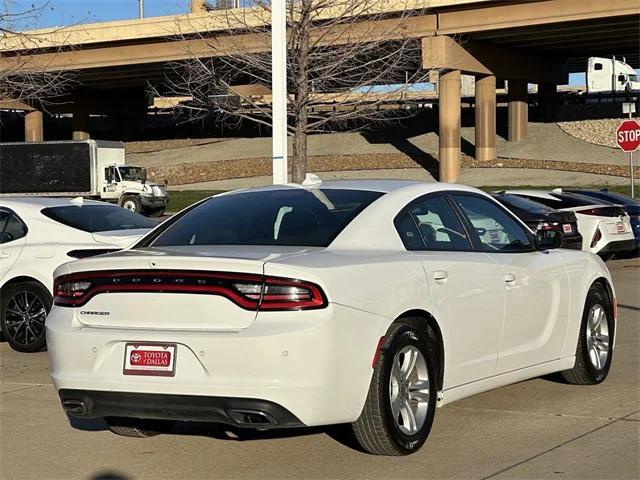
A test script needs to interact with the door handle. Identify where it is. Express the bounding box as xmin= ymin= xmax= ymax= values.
xmin=504 ymin=274 xmax=516 ymax=285
xmin=0 ymin=253 xmax=10 ymax=259
xmin=433 ymin=271 xmax=448 ymax=282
